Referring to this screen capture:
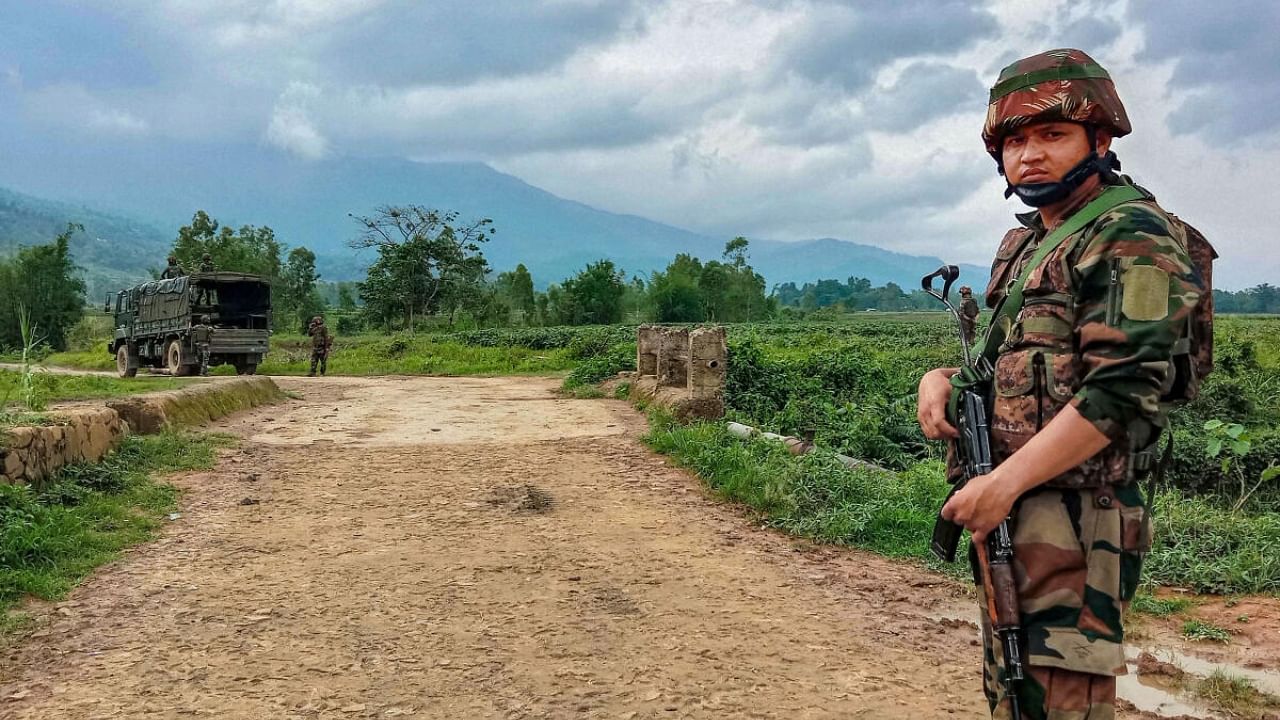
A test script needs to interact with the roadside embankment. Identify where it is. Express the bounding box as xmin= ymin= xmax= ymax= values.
xmin=1 ymin=377 xmax=285 ymax=485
